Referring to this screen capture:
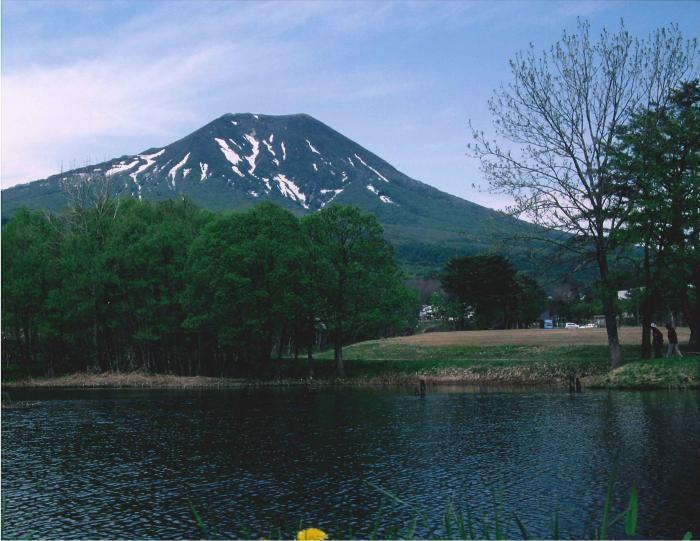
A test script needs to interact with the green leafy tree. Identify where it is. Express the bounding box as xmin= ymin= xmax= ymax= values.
xmin=106 ymin=198 xmax=211 ymax=373
xmin=2 ymin=199 xmax=418 ymax=378
xmin=1 ymin=209 xmax=61 ymax=375
xmin=303 ymin=205 xmax=409 ymax=377
xmin=185 ymin=203 xmax=306 ymax=375
xmin=611 ymin=80 xmax=700 ymax=352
